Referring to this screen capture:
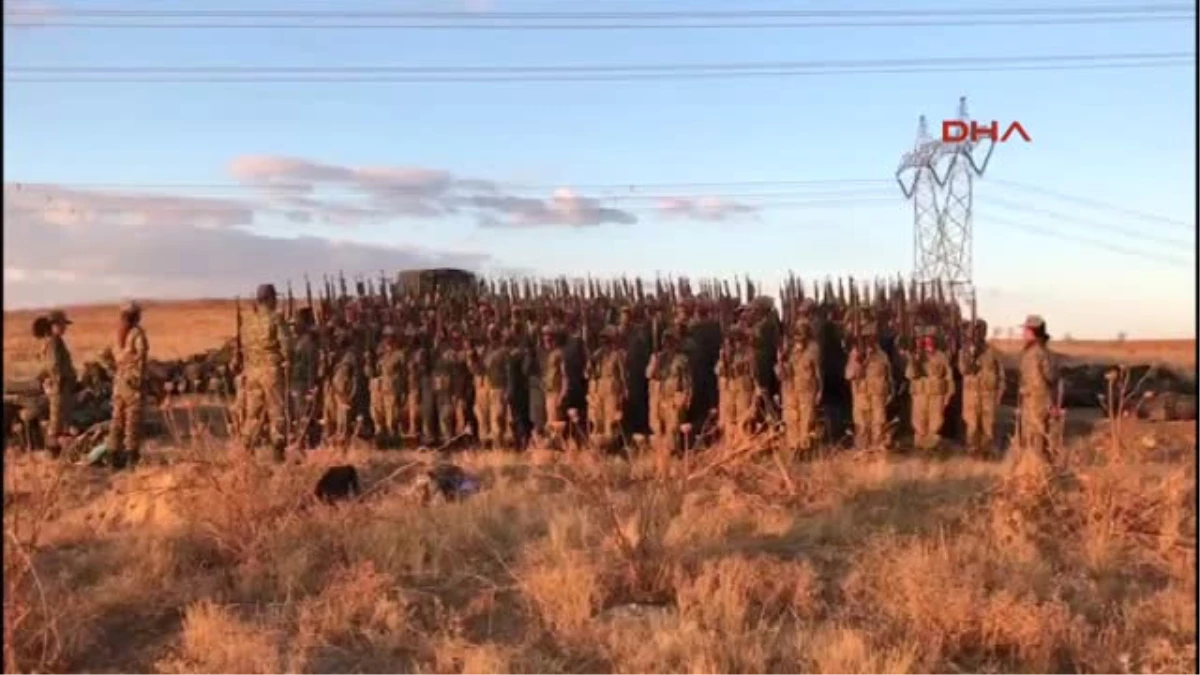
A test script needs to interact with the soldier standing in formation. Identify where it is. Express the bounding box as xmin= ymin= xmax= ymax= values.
xmin=220 ymin=277 xmax=1064 ymax=463
xmin=240 ymin=284 xmax=290 ymax=462
xmin=905 ymin=331 xmax=955 ymax=451
xmin=845 ymin=321 xmax=892 ymax=450
xmin=959 ymin=319 xmax=1005 ymax=456
xmin=107 ymin=302 xmax=149 ymax=469
xmin=778 ymin=317 xmax=822 ymax=455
